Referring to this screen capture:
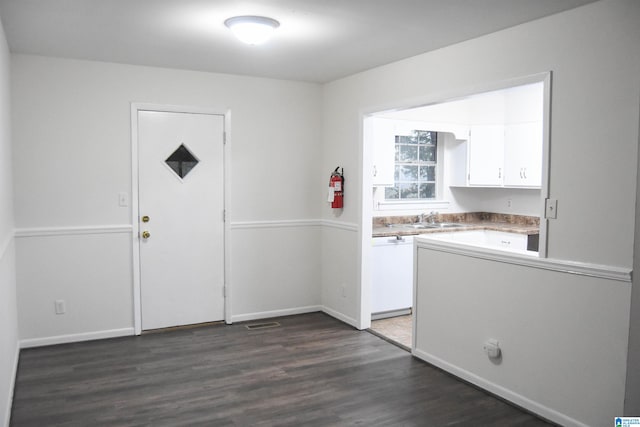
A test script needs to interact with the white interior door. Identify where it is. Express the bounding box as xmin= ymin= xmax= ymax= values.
xmin=138 ymin=110 xmax=225 ymax=330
